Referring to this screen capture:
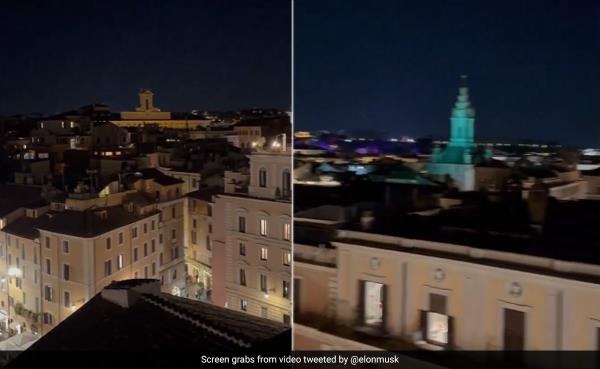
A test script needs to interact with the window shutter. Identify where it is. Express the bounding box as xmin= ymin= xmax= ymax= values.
xmin=356 ymin=280 xmax=365 ymax=325
xmin=381 ymin=284 xmax=388 ymax=333
xmin=419 ymin=310 xmax=427 ymax=340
